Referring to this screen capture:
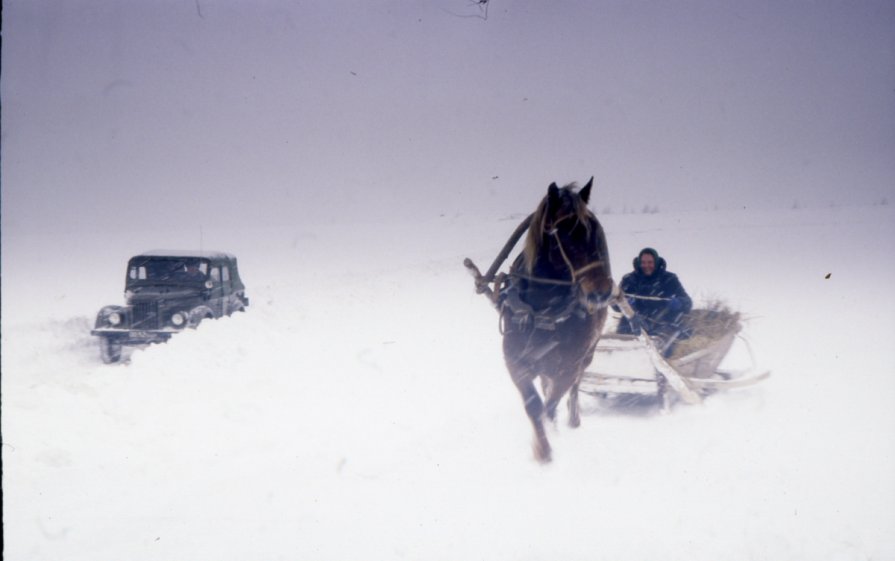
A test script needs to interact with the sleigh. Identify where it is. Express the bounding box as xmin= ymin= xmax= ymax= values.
xmin=466 ymin=250 xmax=769 ymax=407
xmin=579 ymin=306 xmax=769 ymax=406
